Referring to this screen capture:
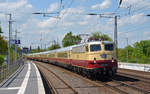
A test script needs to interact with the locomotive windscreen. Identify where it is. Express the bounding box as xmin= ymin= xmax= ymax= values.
xmin=90 ymin=44 xmax=101 ymax=52
xmin=104 ymin=44 xmax=114 ymax=51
